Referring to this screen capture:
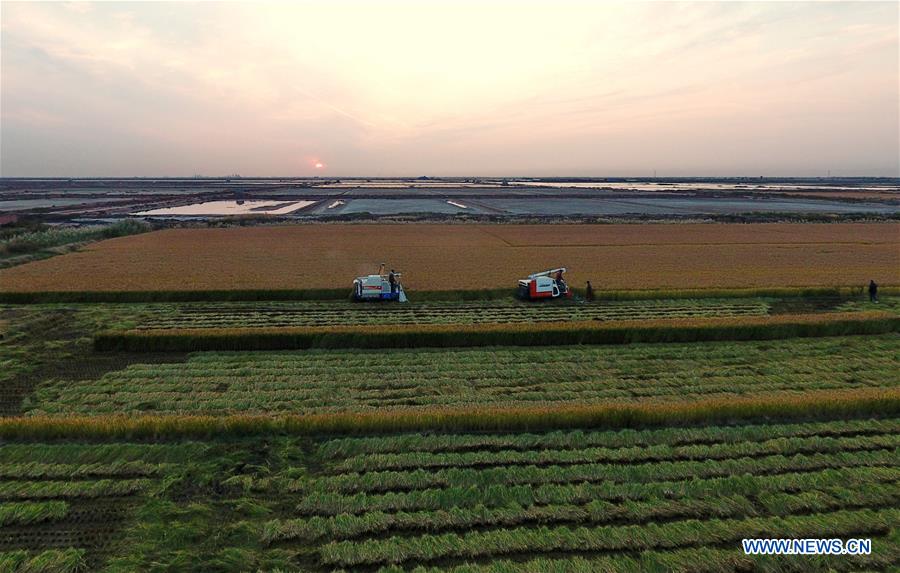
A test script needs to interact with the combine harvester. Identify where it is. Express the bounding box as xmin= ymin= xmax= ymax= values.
xmin=352 ymin=263 xmax=408 ymax=302
xmin=517 ymin=267 xmax=572 ymax=301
